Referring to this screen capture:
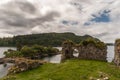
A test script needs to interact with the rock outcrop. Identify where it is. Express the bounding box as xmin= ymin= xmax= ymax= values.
xmin=78 ymin=38 xmax=107 ymax=61
xmin=114 ymin=39 xmax=120 ymax=66
xmin=61 ymin=40 xmax=74 ymax=61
